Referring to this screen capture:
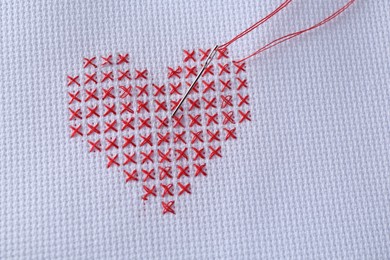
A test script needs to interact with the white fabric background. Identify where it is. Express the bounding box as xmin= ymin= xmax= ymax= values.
xmin=1 ymin=0 xmax=389 ymax=259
